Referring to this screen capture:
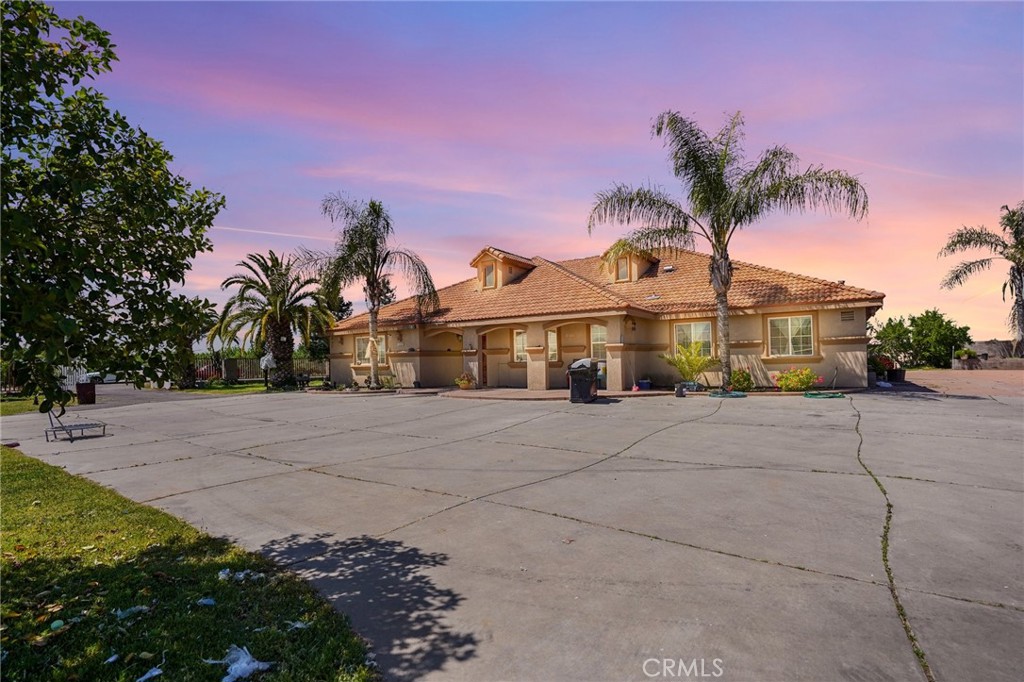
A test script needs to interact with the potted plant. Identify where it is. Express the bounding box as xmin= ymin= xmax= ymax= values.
xmin=953 ymin=348 xmax=980 ymax=370
xmin=454 ymin=371 xmax=476 ymax=390
xmin=660 ymin=341 xmax=719 ymax=393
